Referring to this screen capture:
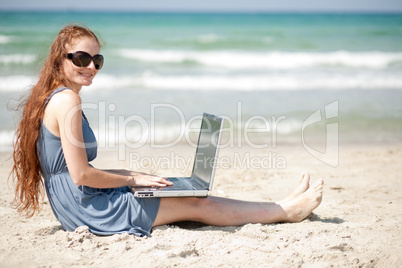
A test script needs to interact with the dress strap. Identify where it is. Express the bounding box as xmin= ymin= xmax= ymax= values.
xmin=43 ymin=87 xmax=88 ymax=123
xmin=43 ymin=87 xmax=71 ymax=110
